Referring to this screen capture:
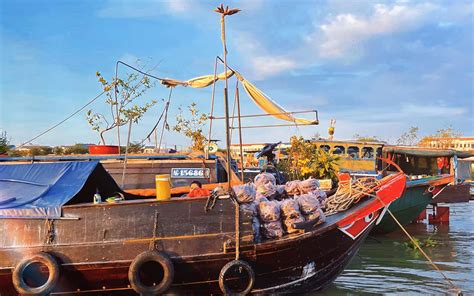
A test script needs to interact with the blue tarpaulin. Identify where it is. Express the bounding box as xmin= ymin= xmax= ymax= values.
xmin=0 ymin=161 xmax=121 ymax=219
